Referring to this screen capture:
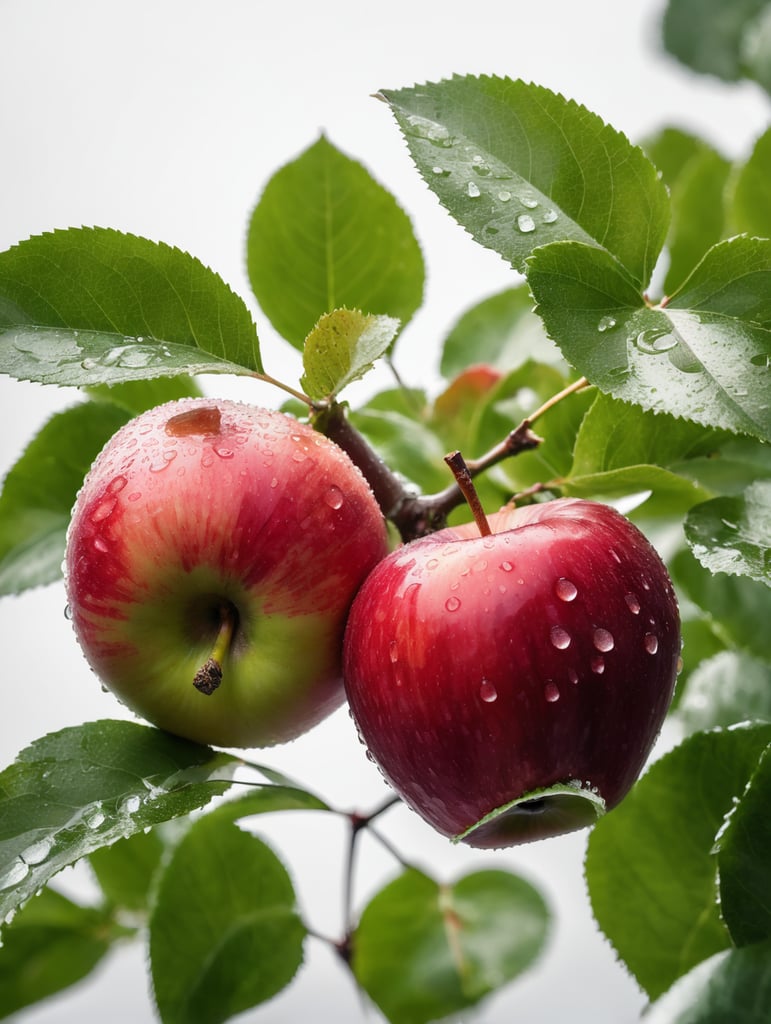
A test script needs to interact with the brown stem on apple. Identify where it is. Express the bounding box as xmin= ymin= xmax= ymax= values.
xmin=444 ymin=451 xmax=492 ymax=536
xmin=192 ymin=601 xmax=237 ymax=695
